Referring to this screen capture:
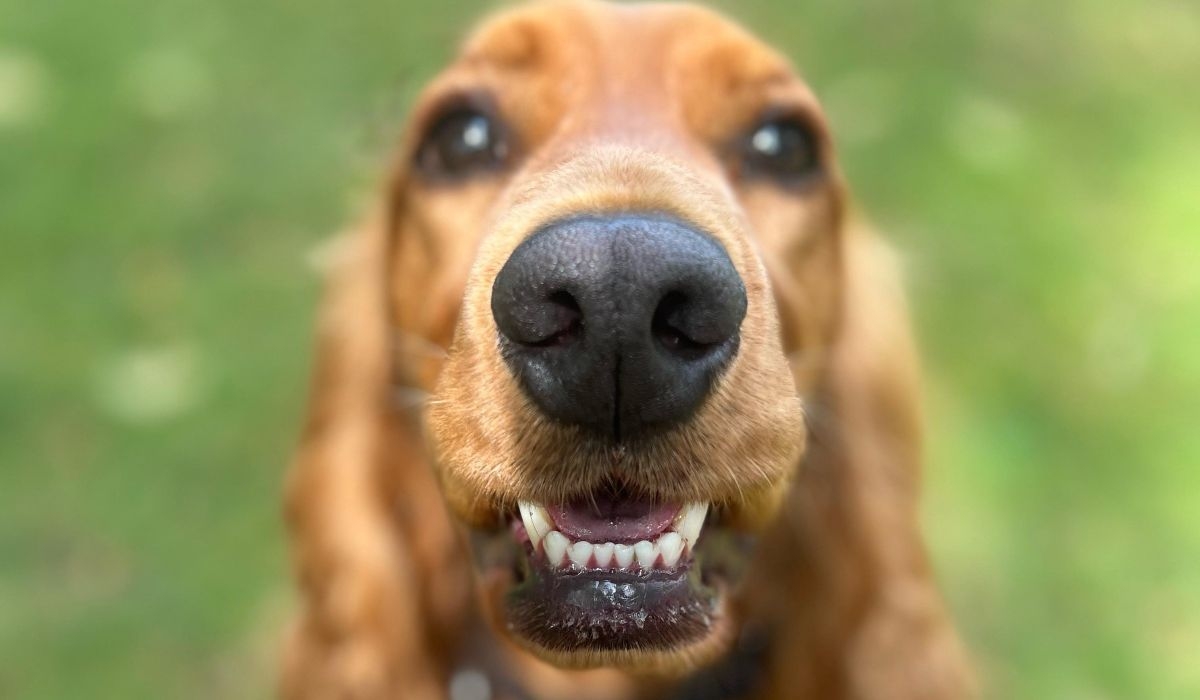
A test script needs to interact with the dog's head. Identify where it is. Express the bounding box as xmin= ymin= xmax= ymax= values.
xmin=386 ymin=0 xmax=846 ymax=676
